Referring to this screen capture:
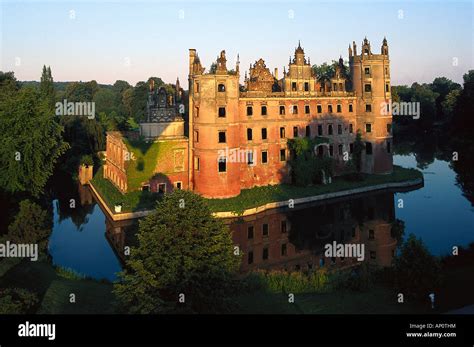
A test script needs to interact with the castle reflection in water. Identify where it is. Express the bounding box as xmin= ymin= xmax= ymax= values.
xmin=105 ymin=190 xmax=400 ymax=273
